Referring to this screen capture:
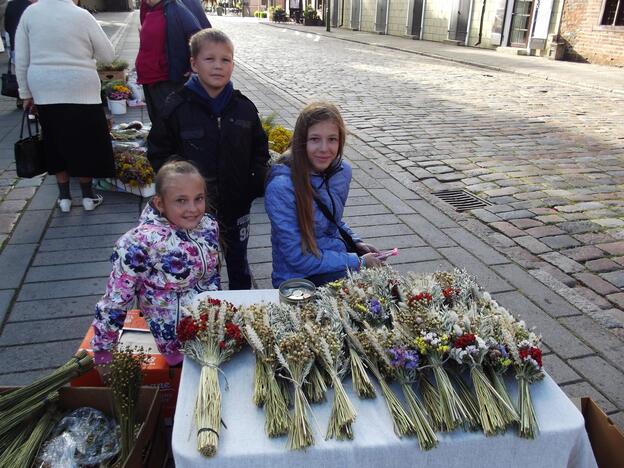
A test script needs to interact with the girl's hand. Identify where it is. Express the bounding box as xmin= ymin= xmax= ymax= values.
xmin=362 ymin=252 xmax=383 ymax=268
xmin=356 ymin=242 xmax=379 ymax=255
